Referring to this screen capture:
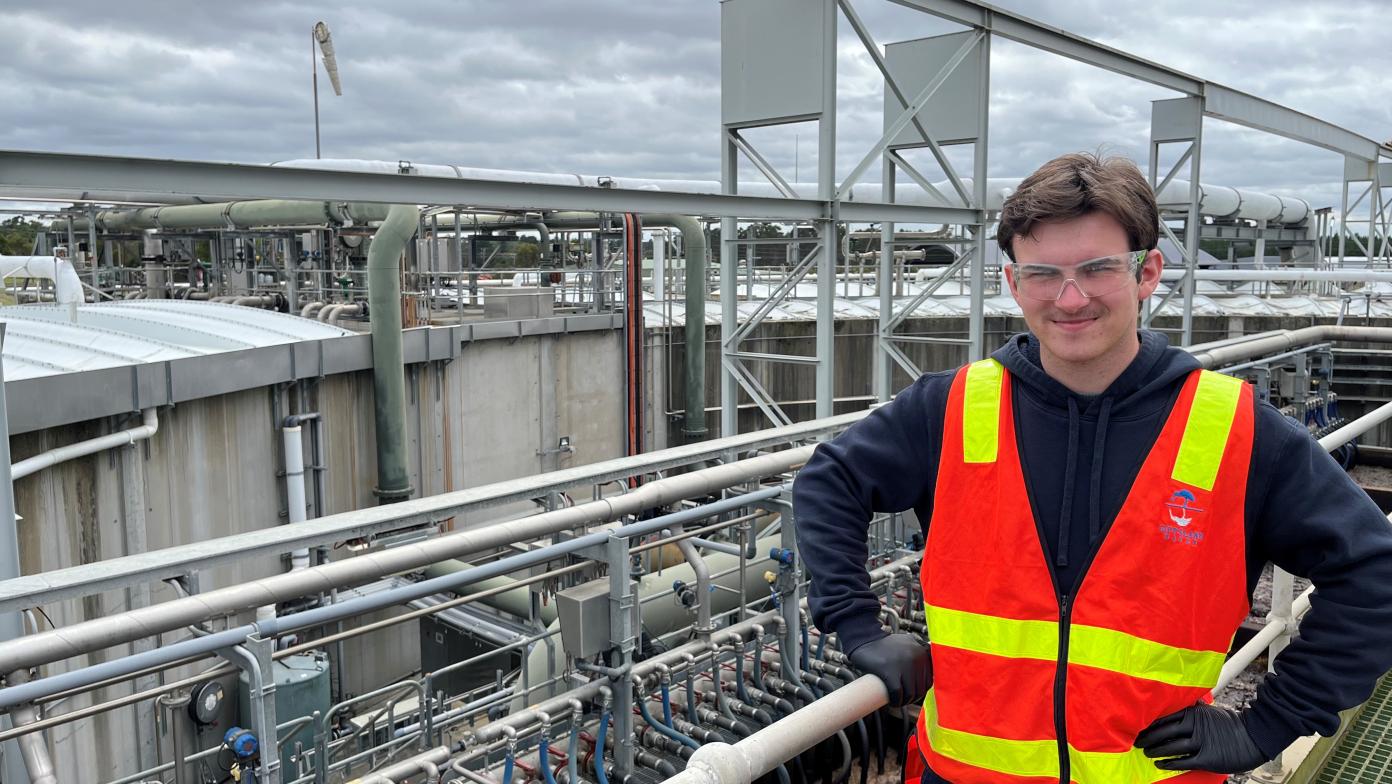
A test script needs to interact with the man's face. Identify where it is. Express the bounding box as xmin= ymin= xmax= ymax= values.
xmin=1004 ymin=211 xmax=1162 ymax=370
